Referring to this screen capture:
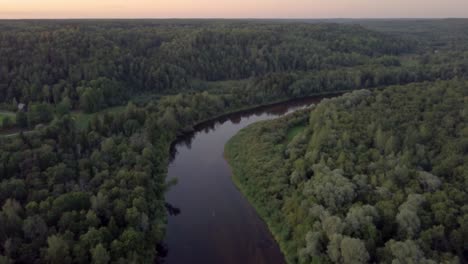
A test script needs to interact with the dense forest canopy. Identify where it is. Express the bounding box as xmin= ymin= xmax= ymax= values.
xmin=0 ymin=19 xmax=467 ymax=263
xmin=0 ymin=21 xmax=415 ymax=109
xmin=0 ymin=20 xmax=467 ymax=124
xmin=225 ymin=80 xmax=468 ymax=263
xmin=351 ymin=19 xmax=468 ymax=51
